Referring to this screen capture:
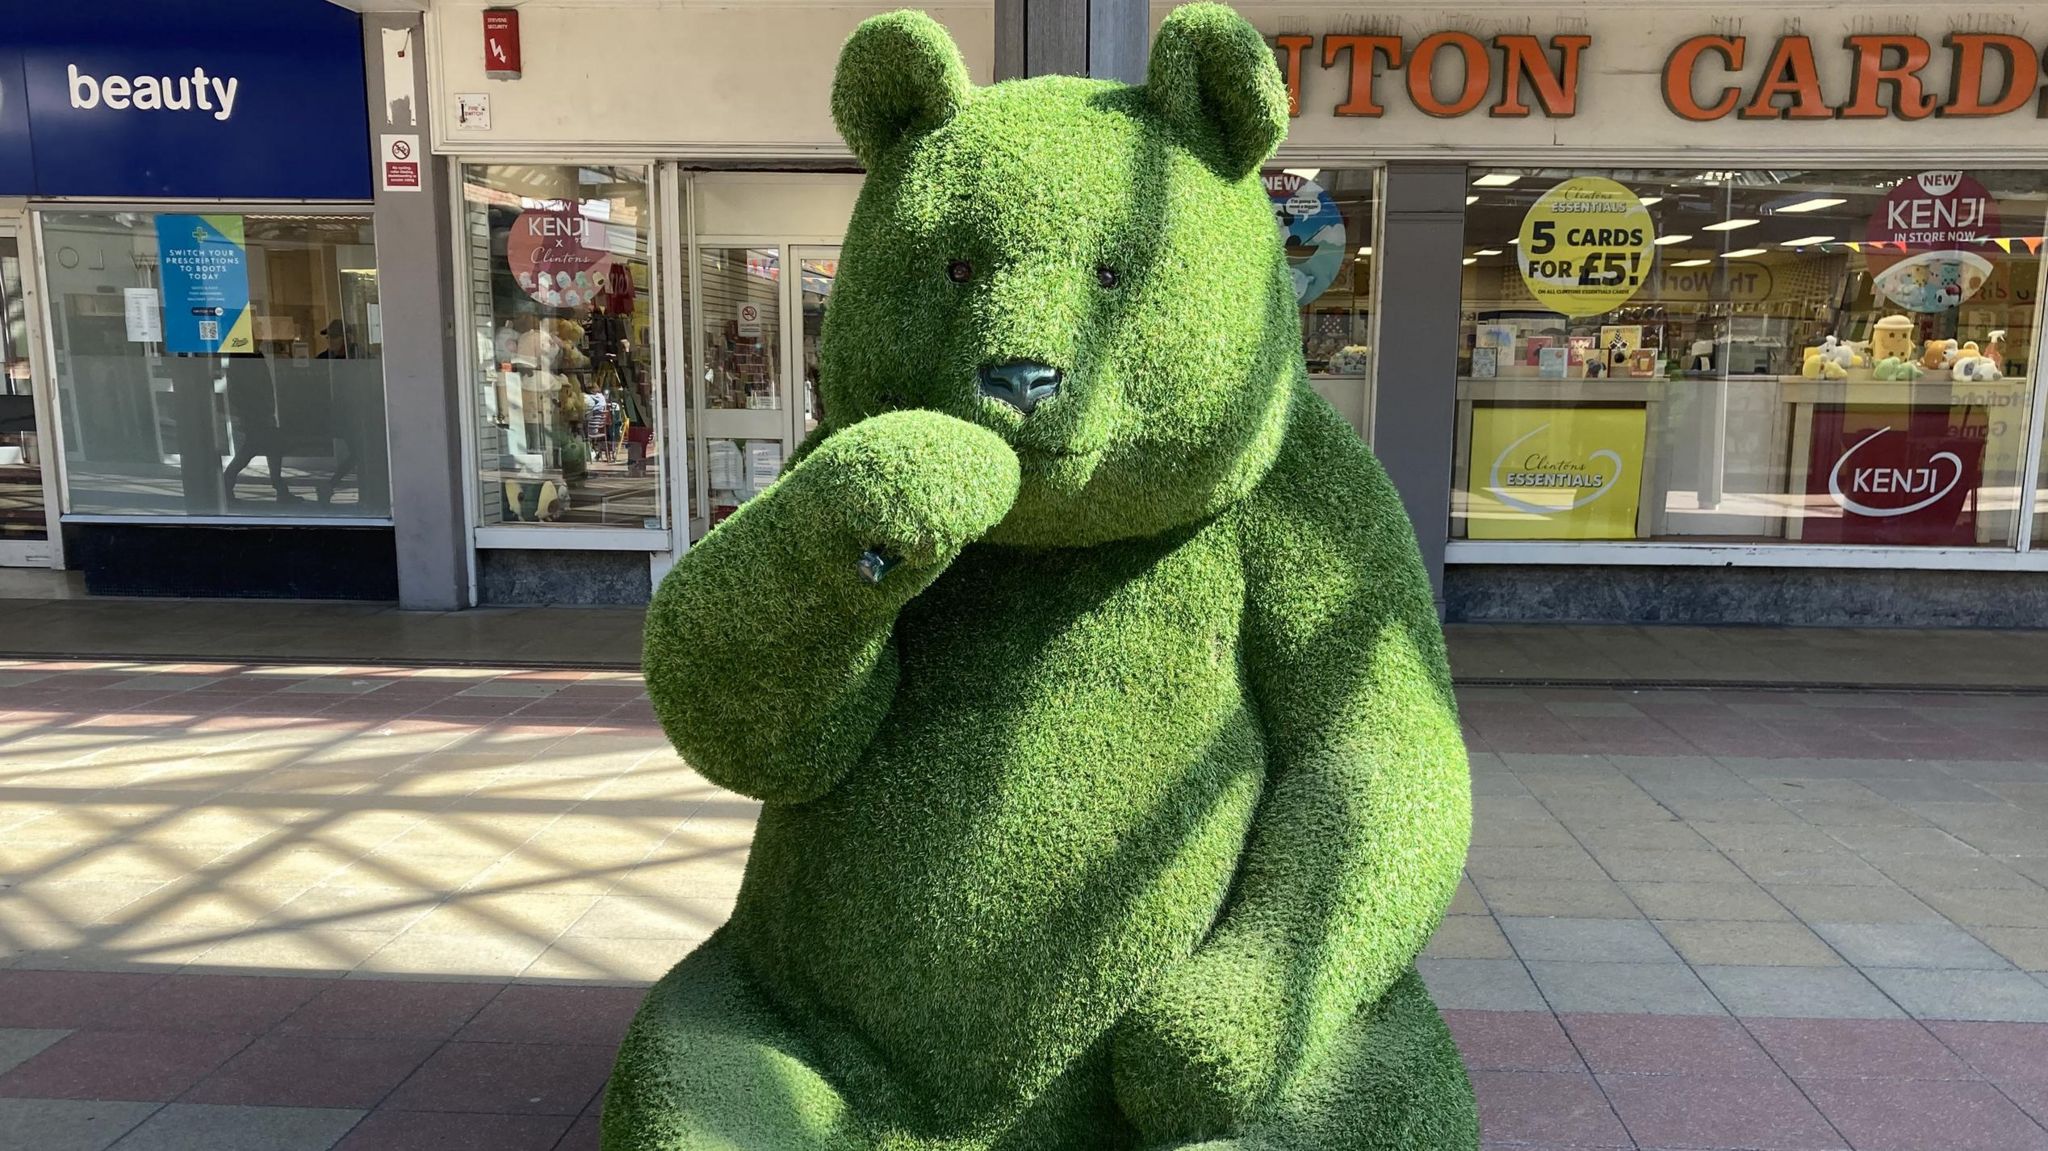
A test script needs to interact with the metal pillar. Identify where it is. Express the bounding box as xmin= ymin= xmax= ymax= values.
xmin=995 ymin=0 xmax=1148 ymax=82
xmin=1370 ymin=164 xmax=1467 ymax=609
xmin=362 ymin=15 xmax=468 ymax=610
